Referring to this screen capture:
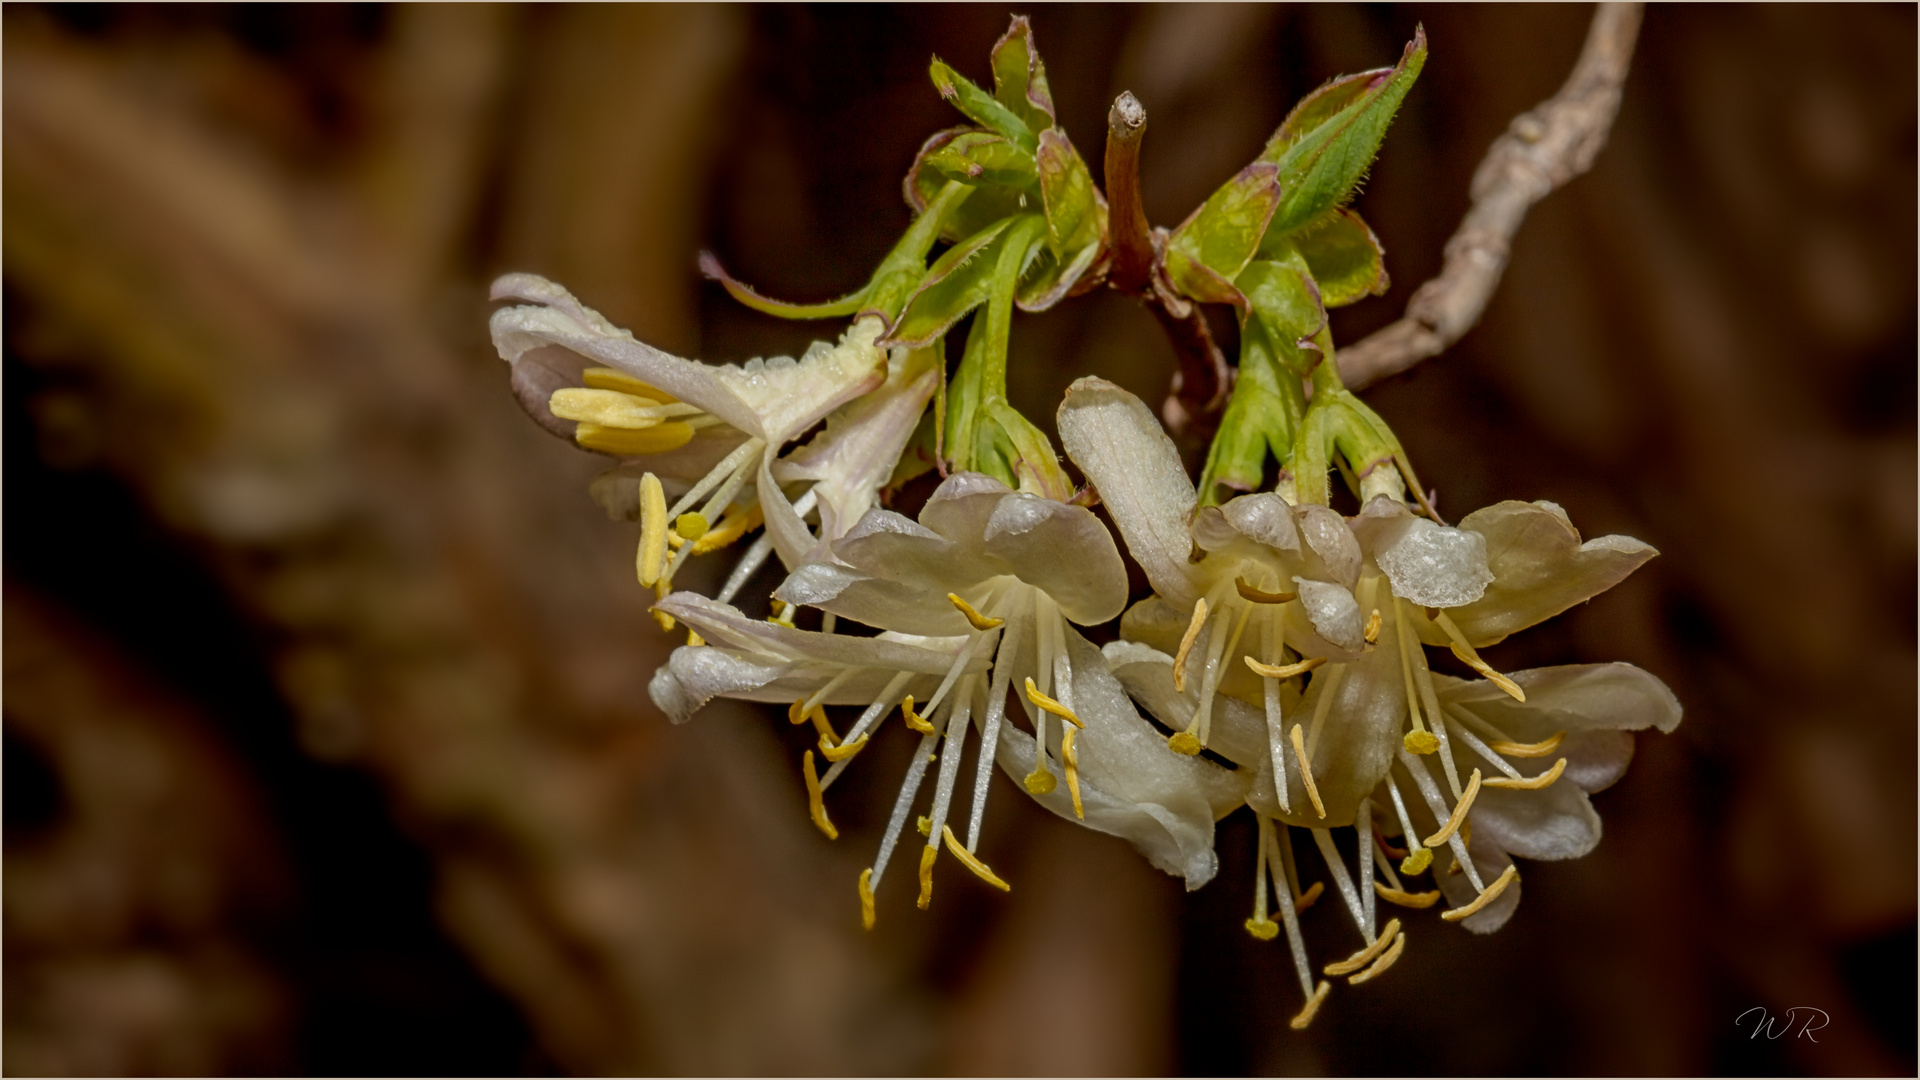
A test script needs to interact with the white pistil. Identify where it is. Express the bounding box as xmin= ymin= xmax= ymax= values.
xmin=1382 ymin=774 xmax=1431 ymax=874
xmin=869 ymin=732 xmax=938 ymax=891
xmin=922 ymin=679 xmax=978 ymax=900
xmin=1309 ymin=828 xmax=1370 ymax=939
xmin=966 ymin=598 xmax=1026 ymax=850
xmin=718 ymin=533 xmax=776 ymax=603
xmin=1441 ymin=708 xmax=1525 ymax=781
xmin=667 ymin=437 xmax=765 ymax=522
xmin=1196 ymin=598 xmax=1253 ymax=746
xmin=1358 ymin=797 xmax=1376 ymax=935
xmin=822 ymin=671 xmax=916 ymax=789
xmin=1264 ymin=819 xmax=1316 ymax=1001
xmin=1261 ymin=611 xmax=1293 ymax=815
